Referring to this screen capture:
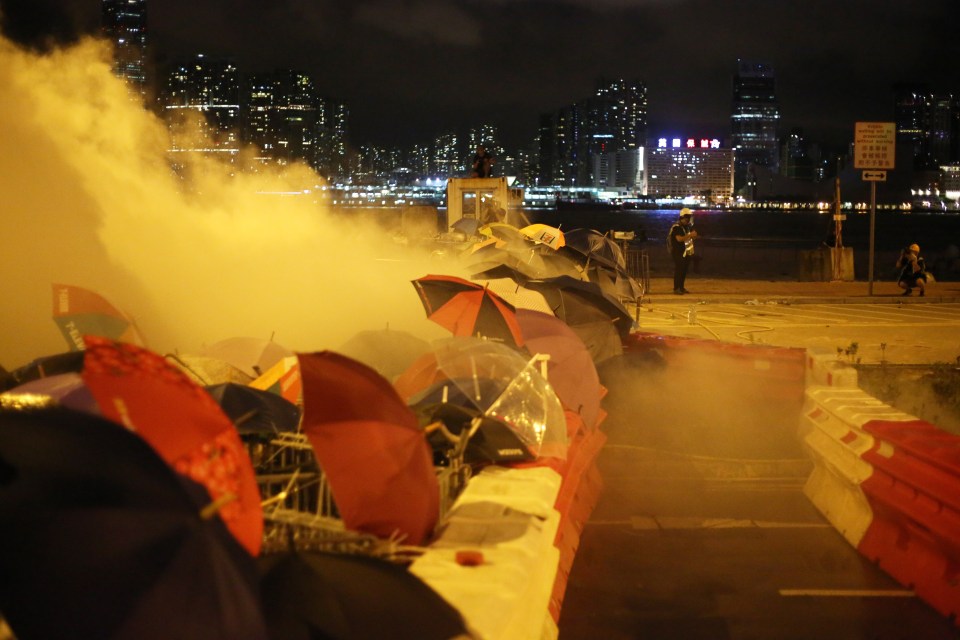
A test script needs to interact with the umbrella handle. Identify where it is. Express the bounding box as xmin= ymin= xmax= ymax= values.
xmin=199 ymin=492 xmax=238 ymax=519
